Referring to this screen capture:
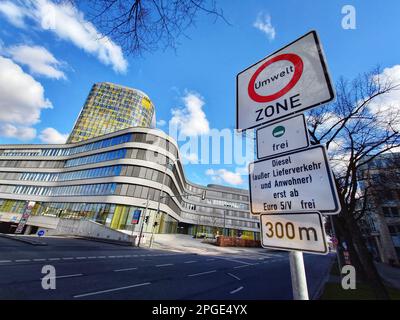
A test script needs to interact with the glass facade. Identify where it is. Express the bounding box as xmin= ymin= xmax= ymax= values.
xmin=0 ymin=121 xmax=258 ymax=237
xmin=0 ymin=199 xmax=178 ymax=234
xmin=67 ymin=83 xmax=155 ymax=143
xmin=65 ymin=149 xmax=126 ymax=167
xmin=1 ymin=183 xmax=117 ymax=197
